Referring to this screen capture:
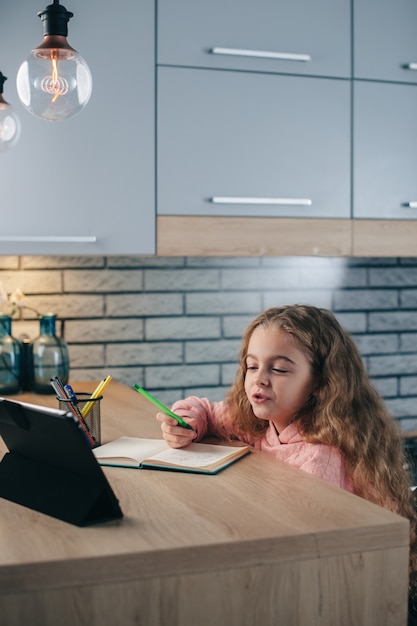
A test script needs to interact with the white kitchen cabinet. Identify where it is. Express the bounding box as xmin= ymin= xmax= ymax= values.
xmin=157 ymin=0 xmax=351 ymax=222
xmin=354 ymin=0 xmax=417 ymax=84
xmin=157 ymin=67 xmax=350 ymax=219
xmin=353 ymin=0 xmax=417 ymax=221
xmin=158 ymin=0 xmax=351 ymax=79
xmin=0 ymin=0 xmax=154 ymax=255
xmin=3 ymin=0 xmax=417 ymax=259
xmin=354 ymin=81 xmax=417 ymax=219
